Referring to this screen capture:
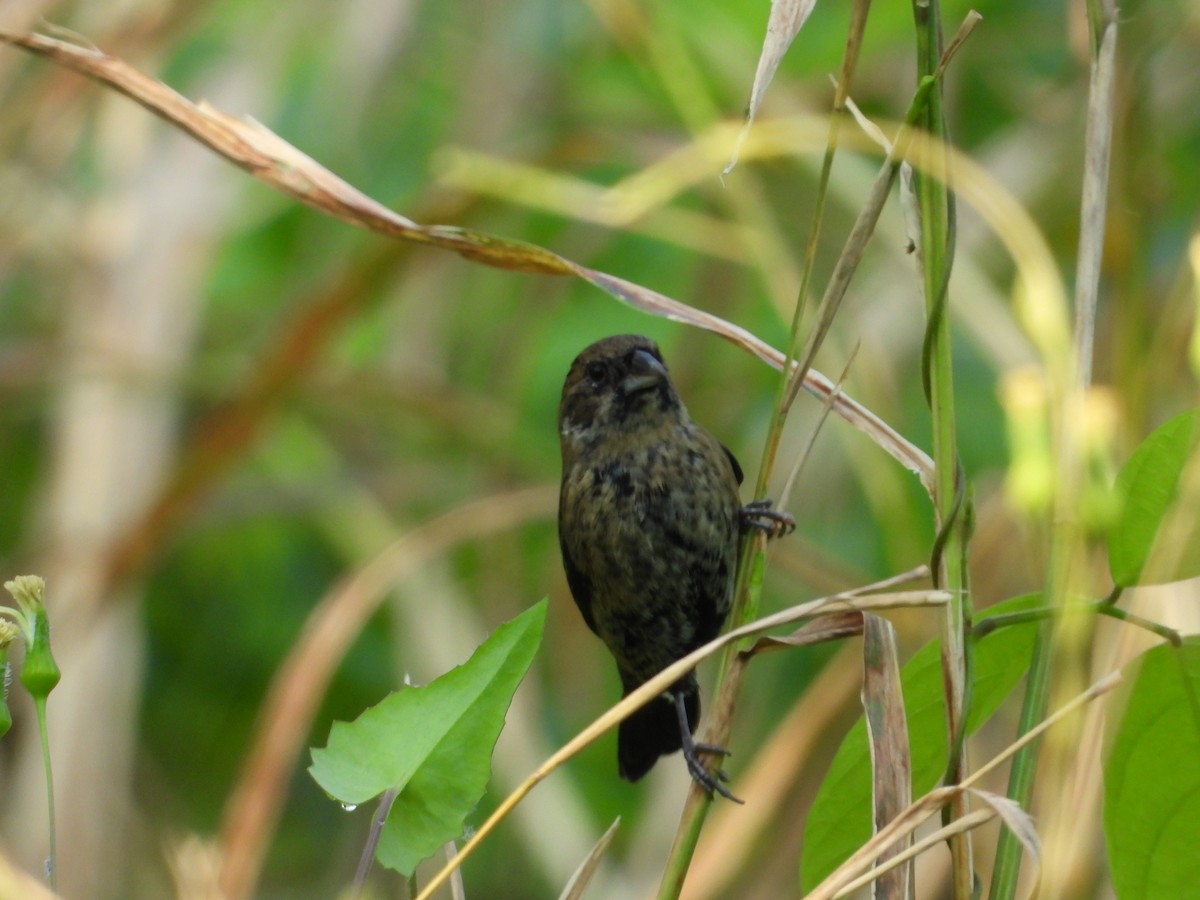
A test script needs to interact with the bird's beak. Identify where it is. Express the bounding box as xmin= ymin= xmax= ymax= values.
xmin=620 ymin=348 xmax=668 ymax=396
